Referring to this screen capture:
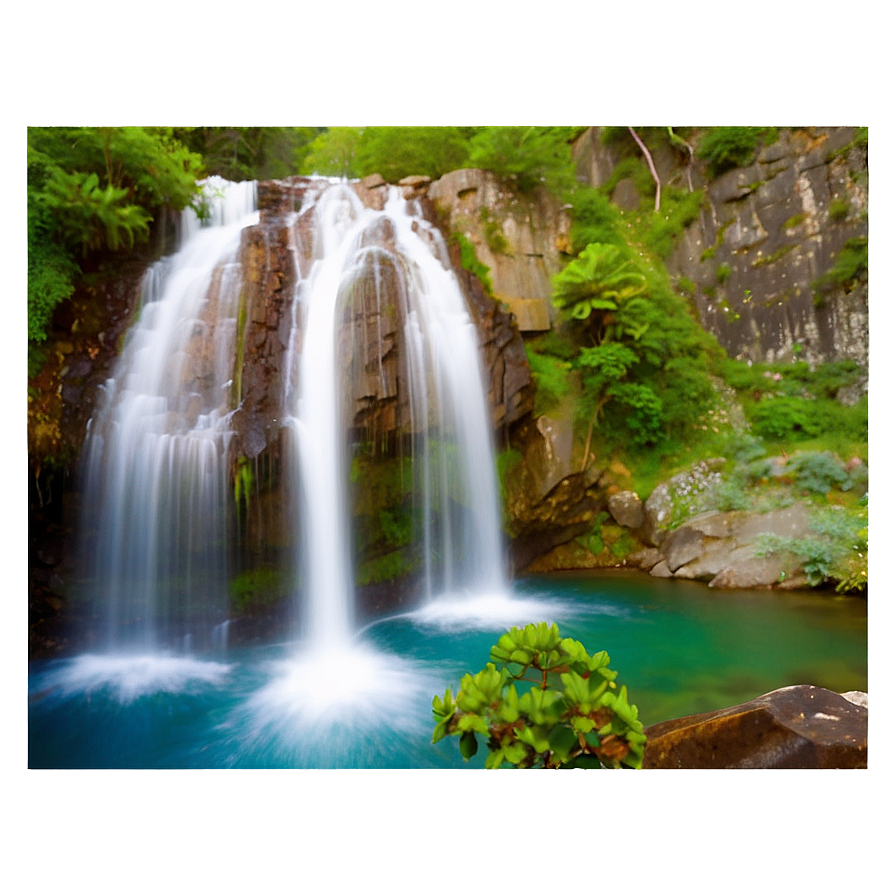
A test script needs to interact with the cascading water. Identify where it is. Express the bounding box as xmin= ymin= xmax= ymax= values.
xmin=78 ymin=177 xmax=258 ymax=655
xmin=284 ymin=182 xmax=510 ymax=648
